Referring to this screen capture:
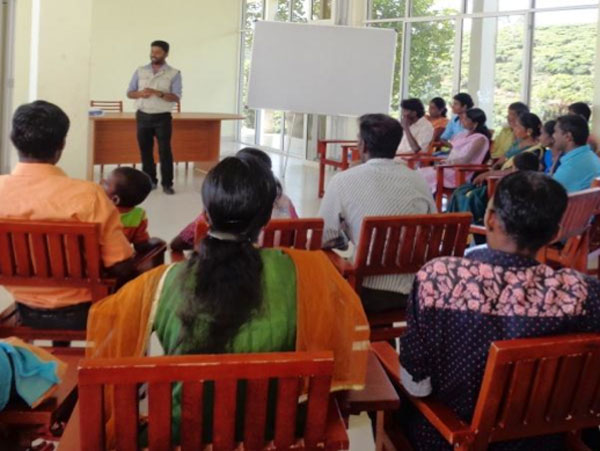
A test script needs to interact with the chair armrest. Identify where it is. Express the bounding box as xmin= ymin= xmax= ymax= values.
xmin=318 ymin=140 xmax=358 ymax=145
xmin=436 ymin=163 xmax=491 ymax=172
xmin=469 ymin=225 xmax=486 ymax=236
xmin=408 ymin=394 xmax=473 ymax=445
xmin=323 ymin=250 xmax=356 ymax=277
xmin=371 ymin=341 xmax=473 ymax=445
xmin=324 ymin=399 xmax=350 ymax=450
